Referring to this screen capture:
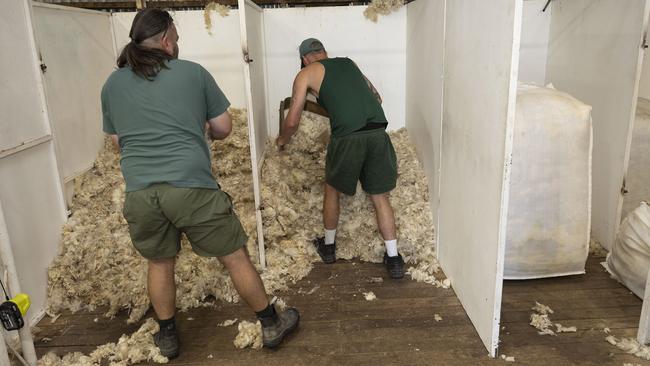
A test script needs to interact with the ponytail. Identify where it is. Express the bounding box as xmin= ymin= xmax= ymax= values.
xmin=116 ymin=8 xmax=174 ymax=80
